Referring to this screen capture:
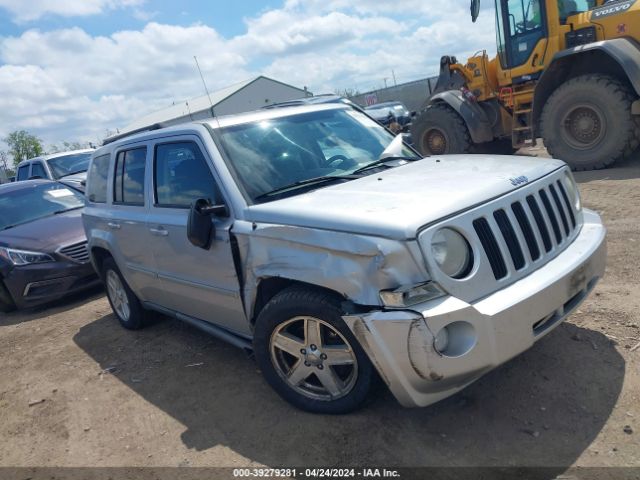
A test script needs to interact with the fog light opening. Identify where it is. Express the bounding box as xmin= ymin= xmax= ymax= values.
xmin=433 ymin=321 xmax=477 ymax=358
xmin=434 ymin=327 xmax=450 ymax=353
